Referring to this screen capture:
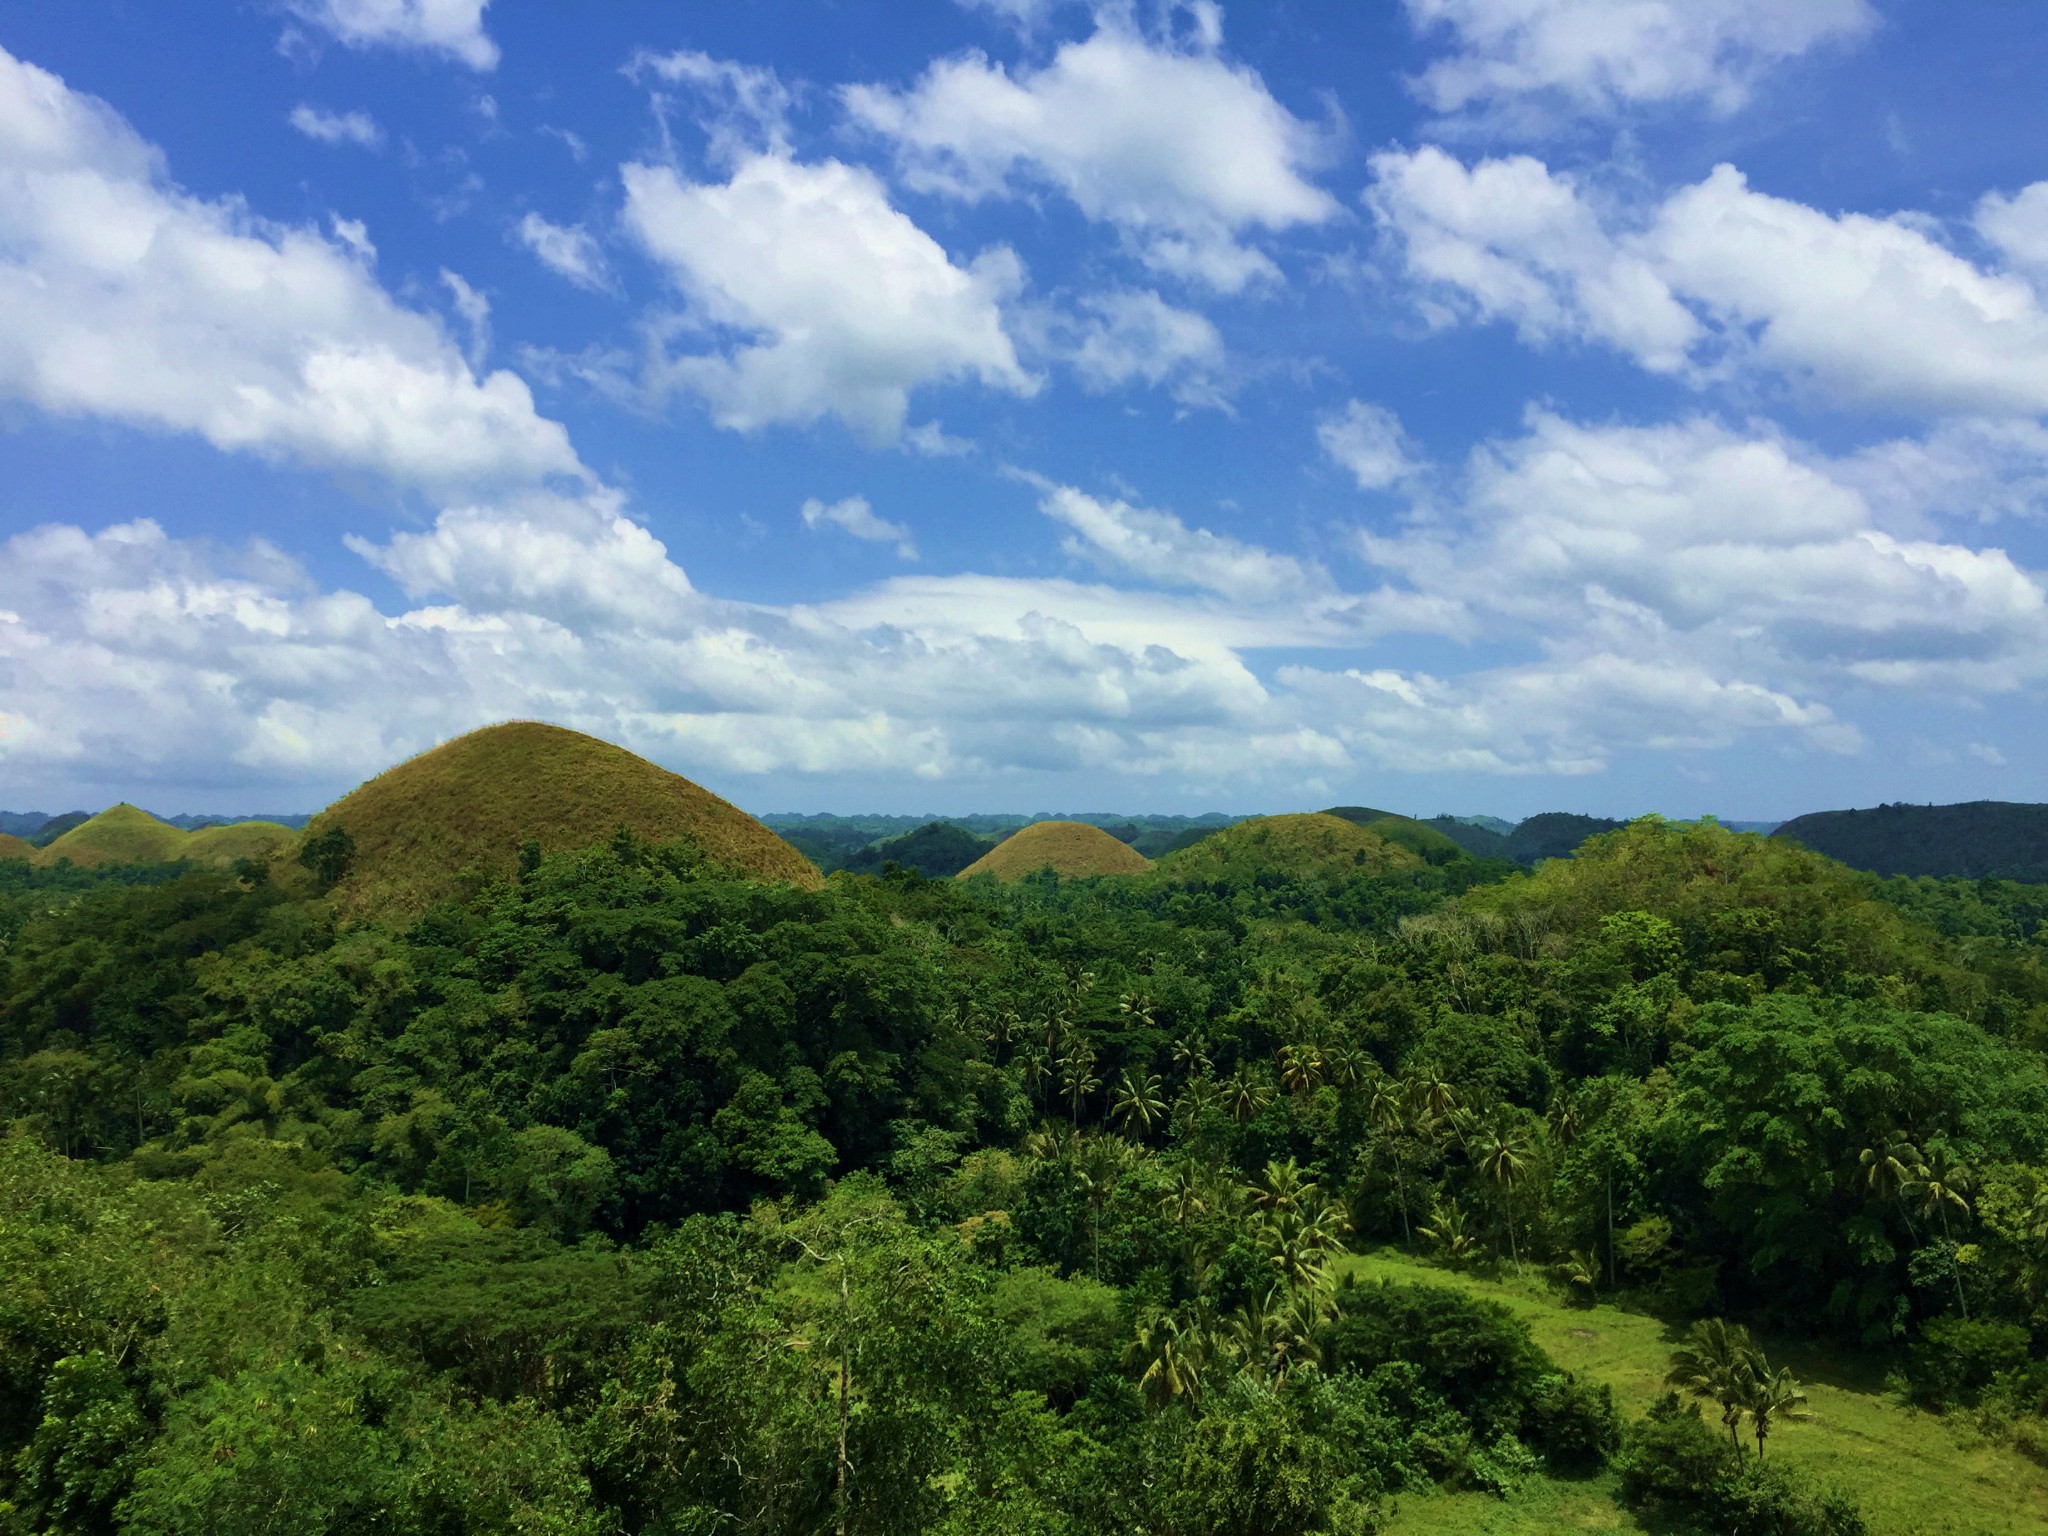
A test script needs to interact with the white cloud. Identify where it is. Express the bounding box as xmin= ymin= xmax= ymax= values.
xmin=1976 ymin=181 xmax=2048 ymax=282
xmin=288 ymin=104 xmax=383 ymax=149
xmin=902 ymin=420 xmax=974 ymax=457
xmin=1360 ymin=411 xmax=2048 ymax=694
xmin=9 ymin=421 xmax=2044 ymax=802
xmin=0 ymin=45 xmax=584 ymax=496
xmin=1837 ymin=418 xmax=2048 ymax=529
xmin=1371 ymin=150 xmax=2048 ymax=417
xmin=1318 ymin=400 xmax=1424 ymax=490
xmin=1285 ymin=655 xmax=1847 ymax=777
xmin=1035 ymin=481 xmax=1327 ymax=604
xmin=845 ymin=16 xmax=1337 ymax=292
xmin=955 ymin=0 xmax=1070 ymax=32
xmin=1404 ymin=0 xmax=1875 ymax=124
xmin=1366 ymin=146 xmax=1699 ymax=370
xmin=515 ymin=212 xmax=611 ymax=291
xmin=283 ymin=0 xmax=498 ymax=71
xmin=801 ymin=495 xmax=918 ymax=559
xmin=1057 ymin=288 xmax=1227 ymax=407
xmin=620 ymin=151 xmax=1035 ymax=441
xmin=440 ymin=269 xmax=489 ymax=368
xmin=629 ymin=49 xmax=795 ymax=163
